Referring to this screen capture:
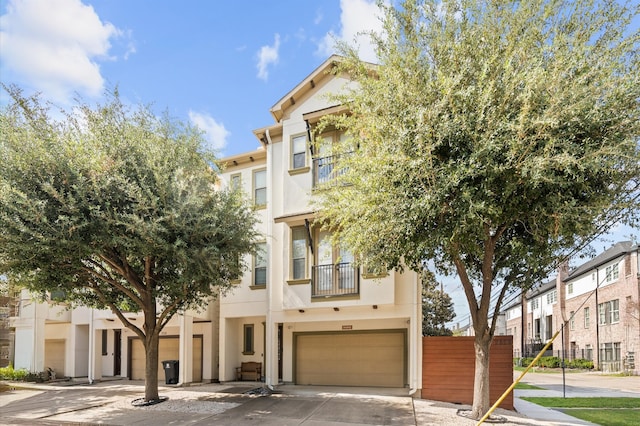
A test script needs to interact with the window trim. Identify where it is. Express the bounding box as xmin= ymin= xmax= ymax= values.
xmin=290 ymin=226 xmax=308 ymax=281
xmin=253 ymin=168 xmax=267 ymax=209
xmin=290 ymin=133 xmax=308 ymax=171
xmin=243 ymin=324 xmax=255 ymax=355
xmin=584 ymin=307 xmax=590 ymax=328
xmin=252 ymin=241 xmax=267 ymax=288
xmin=230 ymin=173 xmax=242 ymax=191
